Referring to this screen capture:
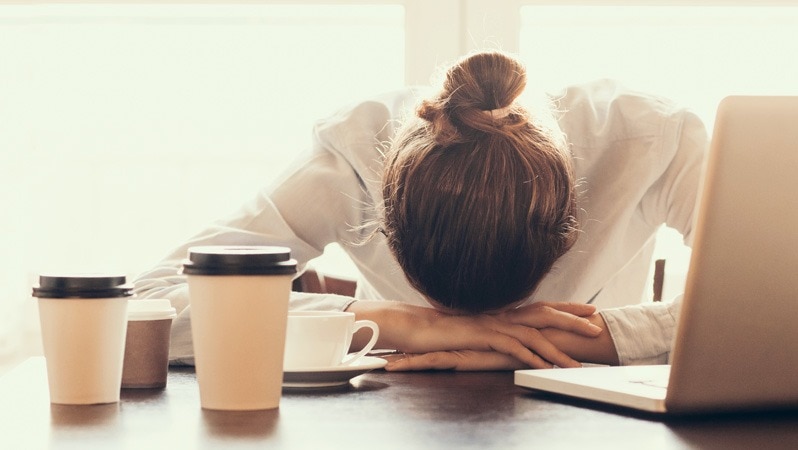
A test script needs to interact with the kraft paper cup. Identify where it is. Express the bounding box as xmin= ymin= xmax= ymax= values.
xmin=182 ymin=246 xmax=297 ymax=411
xmin=121 ymin=299 xmax=177 ymax=389
xmin=32 ymin=274 xmax=132 ymax=405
